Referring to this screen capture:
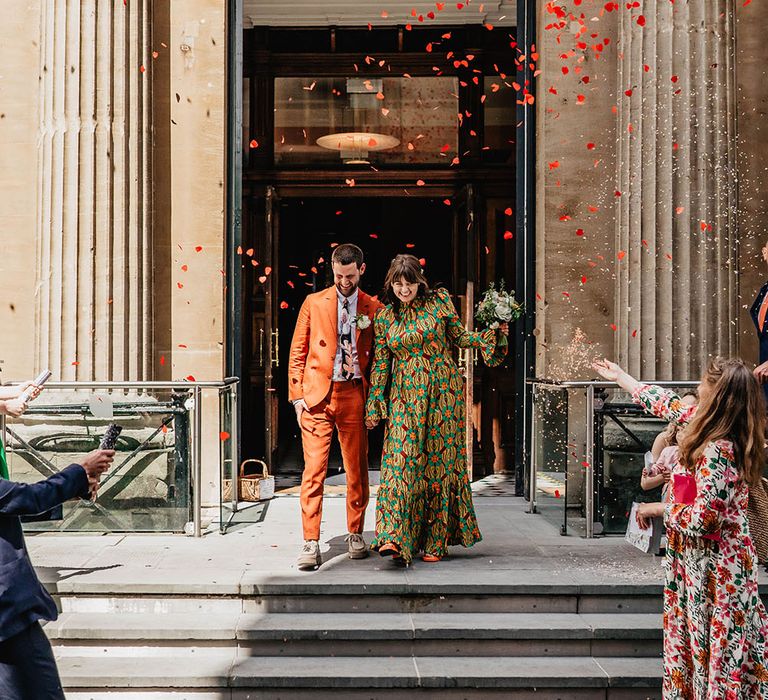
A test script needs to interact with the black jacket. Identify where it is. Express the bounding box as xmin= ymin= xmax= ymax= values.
xmin=751 ymin=281 xmax=768 ymax=364
xmin=0 ymin=465 xmax=88 ymax=642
